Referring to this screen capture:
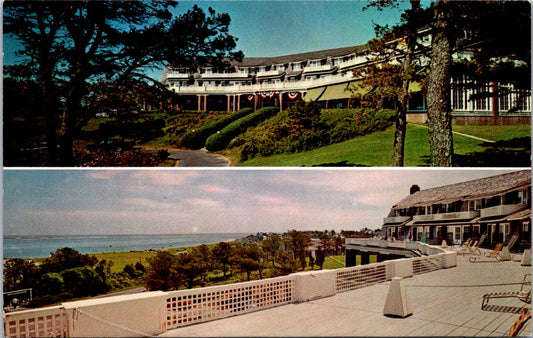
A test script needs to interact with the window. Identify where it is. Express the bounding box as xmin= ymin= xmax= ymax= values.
xmin=473 ymin=225 xmax=480 ymax=237
xmin=473 ymin=85 xmax=489 ymax=111
xmin=452 ymin=77 xmax=465 ymax=110
xmin=500 ymin=223 xmax=510 ymax=236
xmin=292 ymin=63 xmax=303 ymax=70
xmin=499 ymin=87 xmax=510 ymax=111
xmin=518 ymin=189 xmax=529 ymax=204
